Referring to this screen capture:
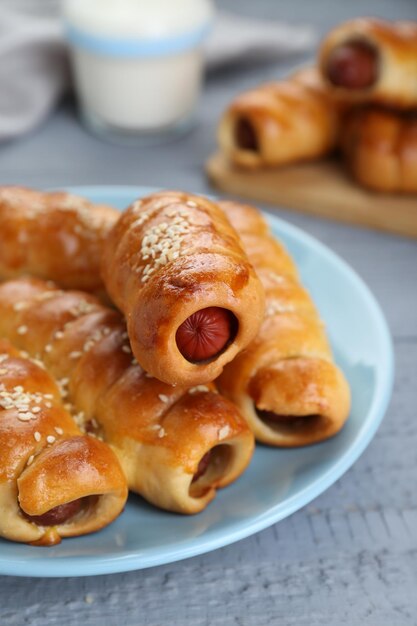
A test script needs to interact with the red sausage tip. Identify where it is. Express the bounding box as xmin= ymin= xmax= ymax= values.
xmin=235 ymin=117 xmax=259 ymax=152
xmin=21 ymin=498 xmax=83 ymax=526
xmin=176 ymin=307 xmax=235 ymax=363
xmin=192 ymin=451 xmax=212 ymax=483
xmin=326 ymin=40 xmax=378 ymax=90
